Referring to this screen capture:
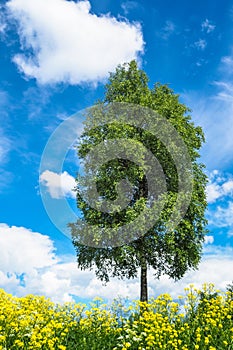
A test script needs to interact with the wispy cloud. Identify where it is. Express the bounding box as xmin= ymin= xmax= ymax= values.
xmin=0 ymin=169 xmax=13 ymax=193
xmin=221 ymin=55 xmax=233 ymax=72
xmin=22 ymin=86 xmax=52 ymax=120
xmin=205 ymin=170 xmax=233 ymax=236
xmin=121 ymin=1 xmax=141 ymax=15
xmin=0 ymin=4 xmax=7 ymax=34
xmin=5 ymin=0 xmax=144 ymax=85
xmin=0 ymin=128 xmax=11 ymax=165
xmin=181 ymin=83 xmax=233 ymax=169
xmin=0 ymin=90 xmax=13 ymax=191
xmin=0 ymin=126 xmax=13 ymax=192
xmin=201 ymin=19 xmax=216 ymax=34
xmin=213 ymin=81 xmax=233 ymax=102
xmin=0 ymin=90 xmax=9 ymax=123
xmin=219 ymin=47 xmax=233 ymax=79
xmin=159 ymin=20 xmax=176 ymax=40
